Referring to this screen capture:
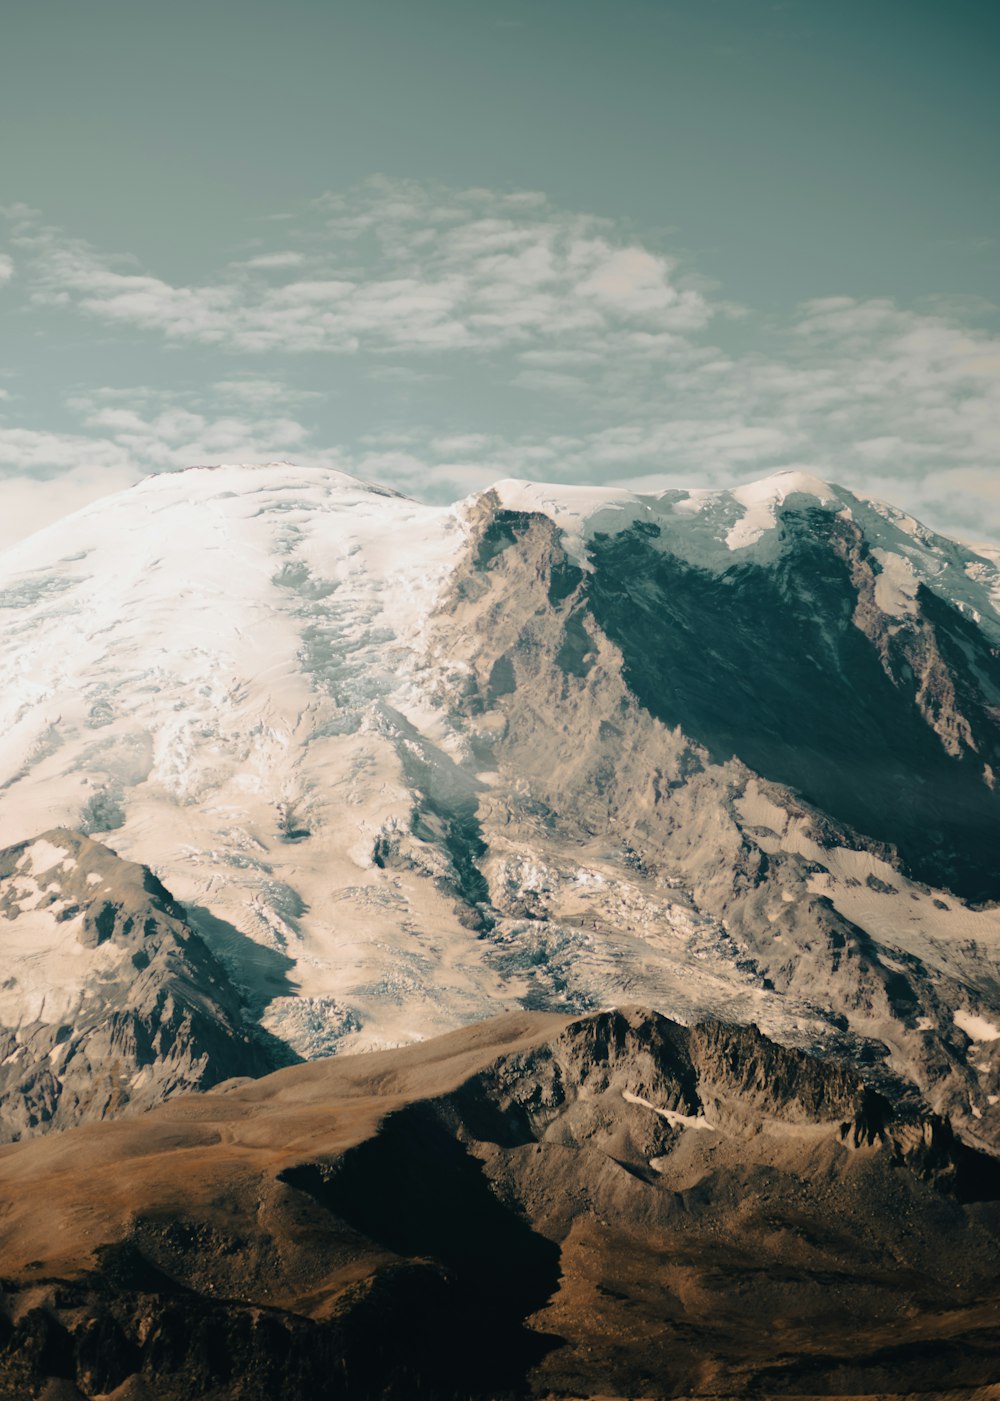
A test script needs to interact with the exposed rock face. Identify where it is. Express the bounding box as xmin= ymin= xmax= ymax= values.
xmin=584 ymin=507 xmax=1000 ymax=902
xmin=0 ymin=829 xmax=280 ymax=1140
xmin=426 ymin=492 xmax=1000 ymax=1143
xmin=0 ymin=1008 xmax=998 ymax=1399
